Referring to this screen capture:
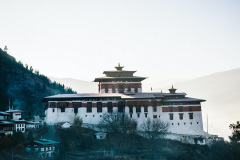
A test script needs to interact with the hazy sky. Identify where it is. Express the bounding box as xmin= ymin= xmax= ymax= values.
xmin=0 ymin=0 xmax=240 ymax=85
